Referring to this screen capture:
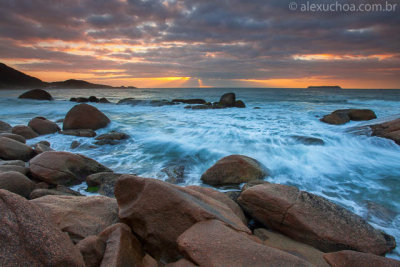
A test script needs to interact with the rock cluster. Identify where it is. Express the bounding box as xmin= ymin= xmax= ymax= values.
xmin=185 ymin=92 xmax=246 ymax=109
xmin=321 ymin=109 xmax=377 ymax=125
